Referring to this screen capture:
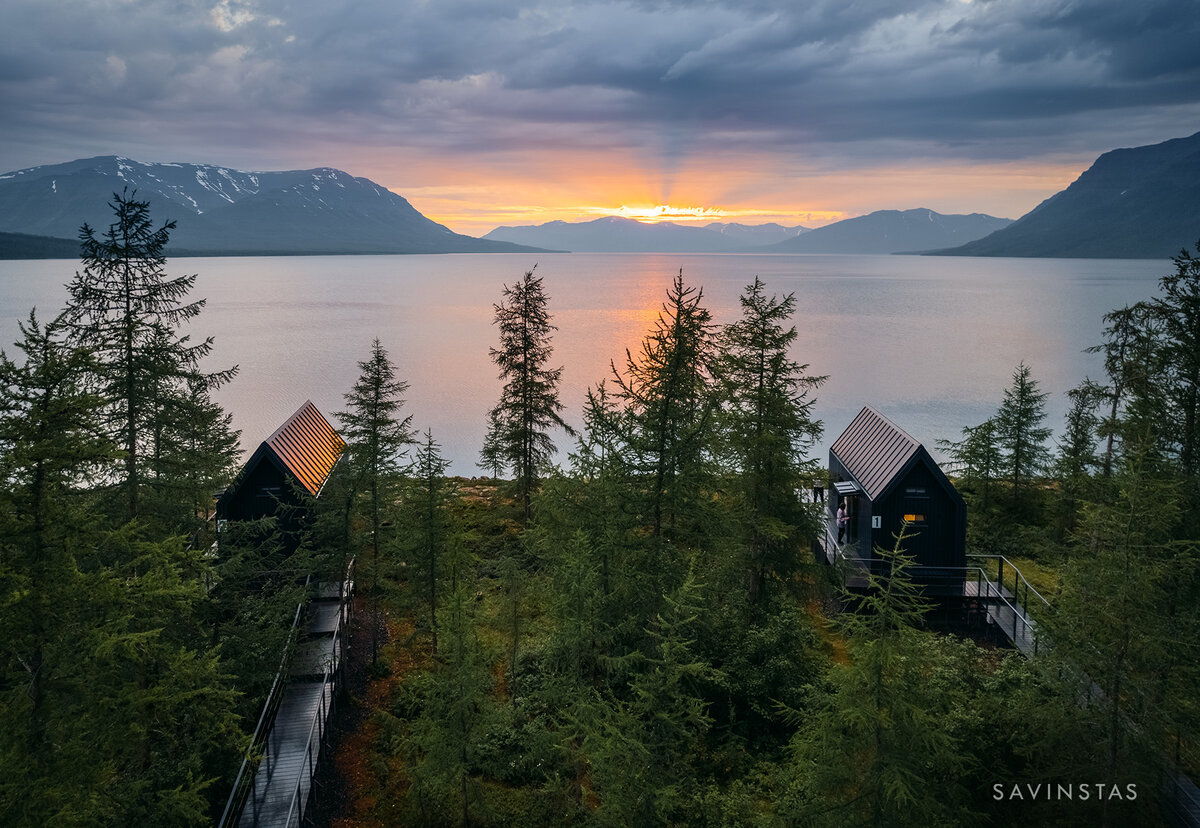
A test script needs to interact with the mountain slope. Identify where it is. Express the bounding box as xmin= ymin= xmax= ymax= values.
xmin=0 ymin=231 xmax=80 ymax=259
xmin=0 ymin=156 xmax=538 ymax=255
xmin=760 ymin=209 xmax=1012 ymax=254
xmin=483 ymin=216 xmax=803 ymax=252
xmin=933 ymin=132 xmax=1200 ymax=259
xmin=702 ymin=221 xmax=808 ymax=246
